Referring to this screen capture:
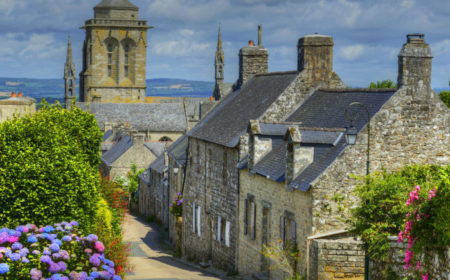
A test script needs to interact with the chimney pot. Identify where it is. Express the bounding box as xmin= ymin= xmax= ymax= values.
xmin=18 ymin=92 xmax=23 ymax=98
xmin=11 ymin=92 xmax=16 ymax=98
xmin=248 ymin=40 xmax=254 ymax=46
